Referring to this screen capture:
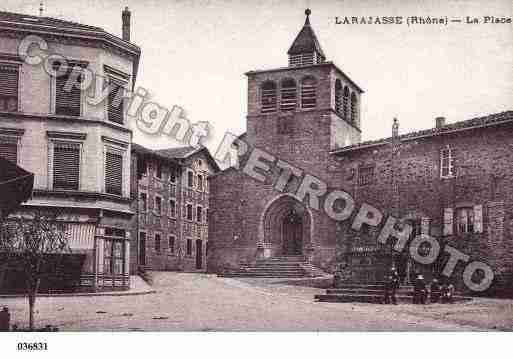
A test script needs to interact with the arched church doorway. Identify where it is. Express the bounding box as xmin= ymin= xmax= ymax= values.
xmin=262 ymin=195 xmax=311 ymax=256
xmin=282 ymin=210 xmax=303 ymax=255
